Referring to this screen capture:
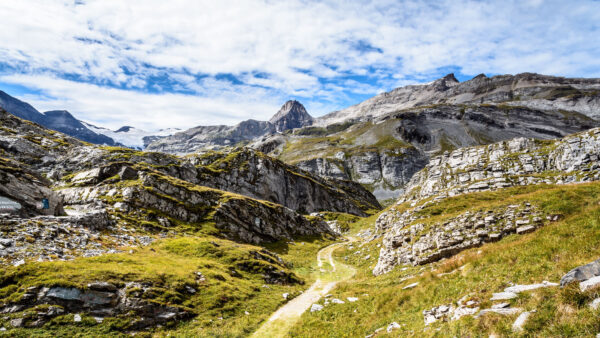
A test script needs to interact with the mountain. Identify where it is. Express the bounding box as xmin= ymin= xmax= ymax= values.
xmin=314 ymin=72 xmax=600 ymax=126
xmin=3 ymin=71 xmax=600 ymax=336
xmin=0 ymin=106 xmax=381 ymax=333
xmin=82 ymin=122 xmax=180 ymax=149
xmin=145 ymin=73 xmax=600 ymax=202
xmin=0 ymin=90 xmax=45 ymax=124
xmin=146 ymin=100 xmax=314 ymax=153
xmin=0 ymin=90 xmax=118 ymax=146
xmin=269 ymin=99 xmax=314 ymax=132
